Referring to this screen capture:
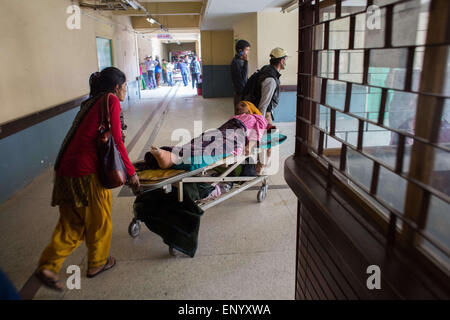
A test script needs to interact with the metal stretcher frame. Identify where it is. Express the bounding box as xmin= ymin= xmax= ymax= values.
xmin=135 ymin=153 xmax=269 ymax=205
xmin=128 ymin=153 xmax=270 ymax=244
